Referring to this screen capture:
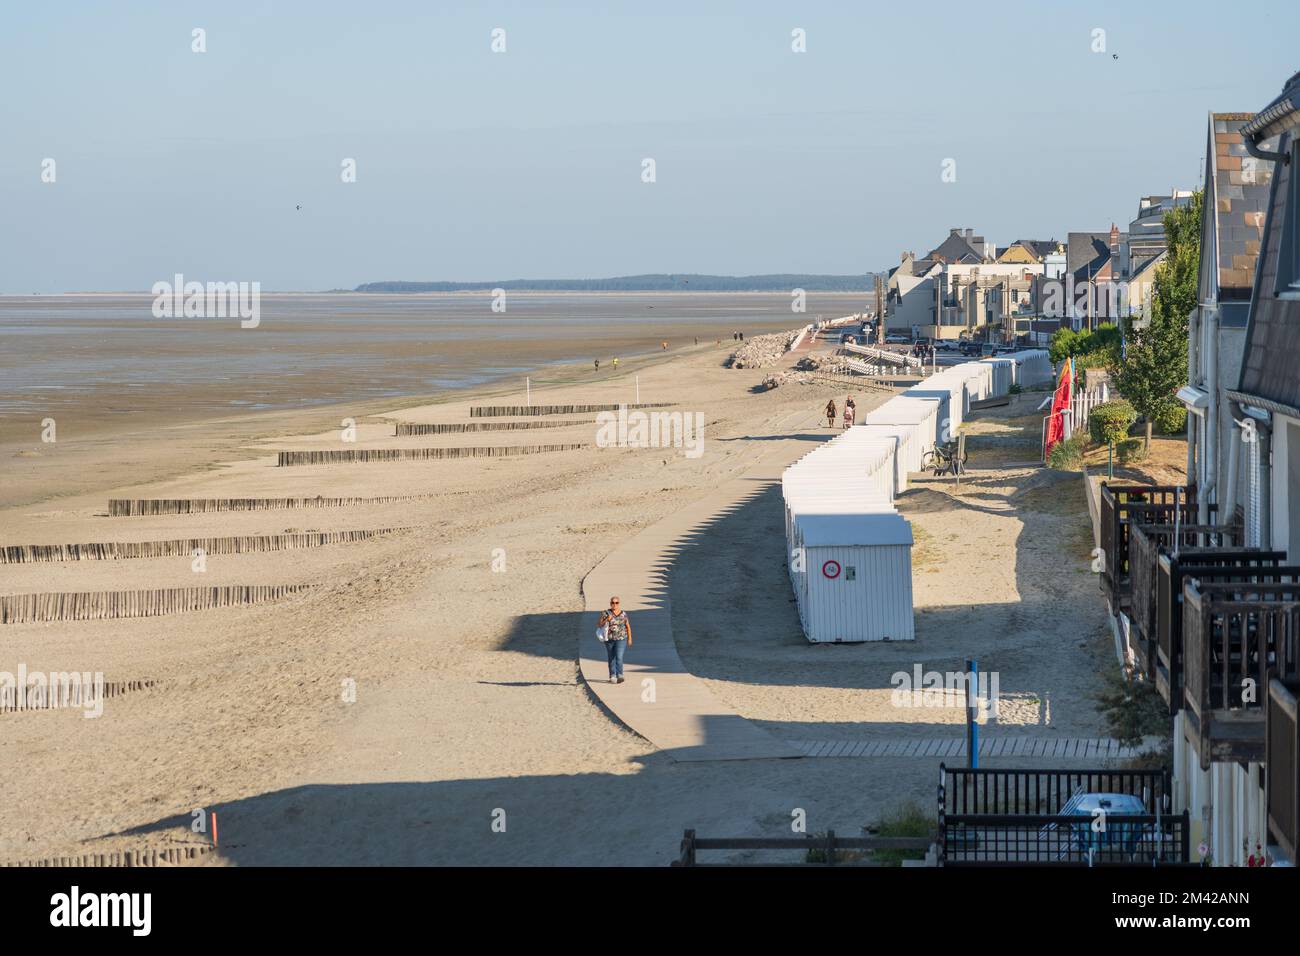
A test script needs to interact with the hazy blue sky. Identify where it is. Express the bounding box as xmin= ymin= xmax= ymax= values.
xmin=3 ymin=0 xmax=1297 ymax=292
